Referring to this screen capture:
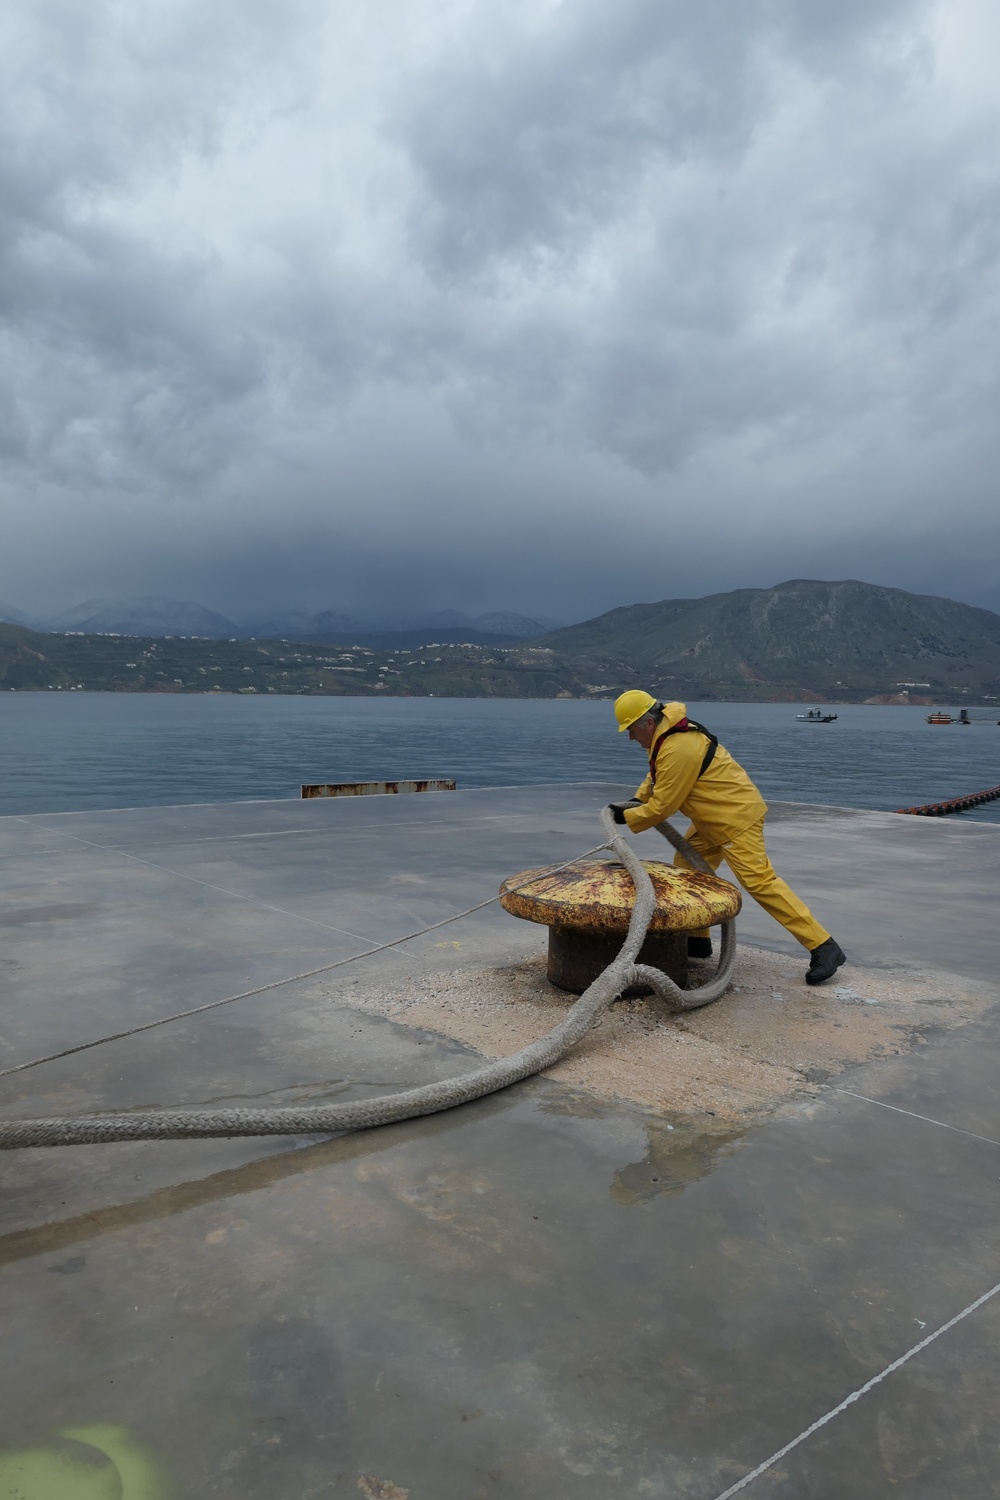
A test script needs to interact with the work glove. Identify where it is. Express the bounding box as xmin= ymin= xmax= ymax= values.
xmin=607 ymin=803 xmax=631 ymax=825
